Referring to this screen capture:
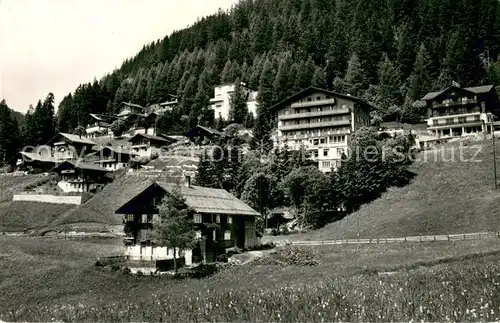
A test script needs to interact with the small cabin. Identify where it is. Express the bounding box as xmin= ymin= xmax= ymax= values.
xmin=115 ymin=178 xmax=260 ymax=266
xmin=90 ymin=146 xmax=139 ymax=171
xmin=86 ymin=114 xmax=117 ymax=139
xmin=52 ymin=160 xmax=110 ymax=193
xmin=185 ymin=125 xmax=223 ymax=145
xmin=48 ymin=133 xmax=96 ymax=161
xmin=128 ymin=133 xmax=176 ymax=158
